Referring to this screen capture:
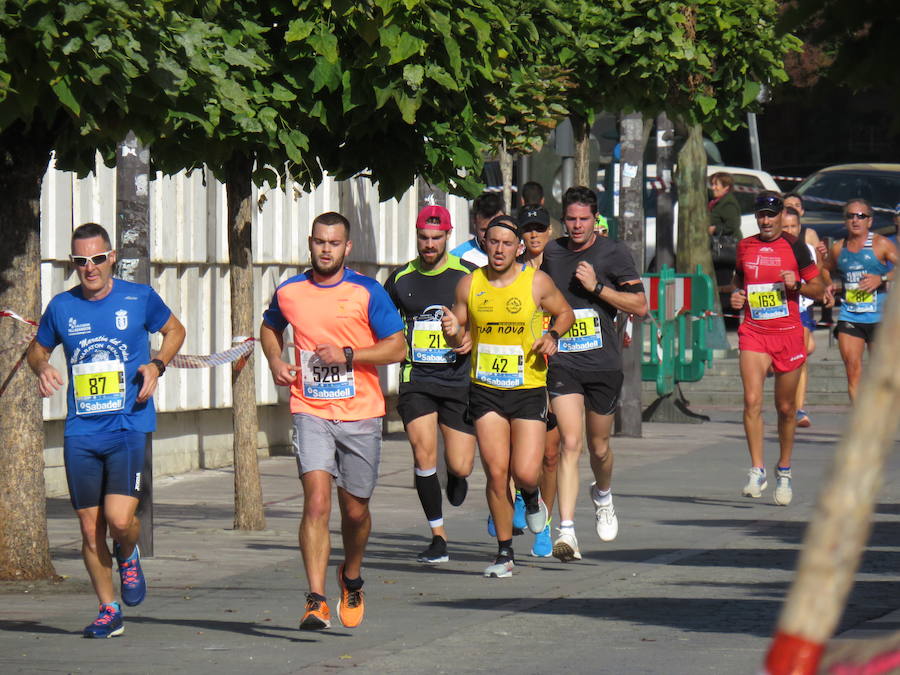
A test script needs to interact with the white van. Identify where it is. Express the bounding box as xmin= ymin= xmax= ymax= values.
xmin=642 ymin=165 xmax=780 ymax=265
